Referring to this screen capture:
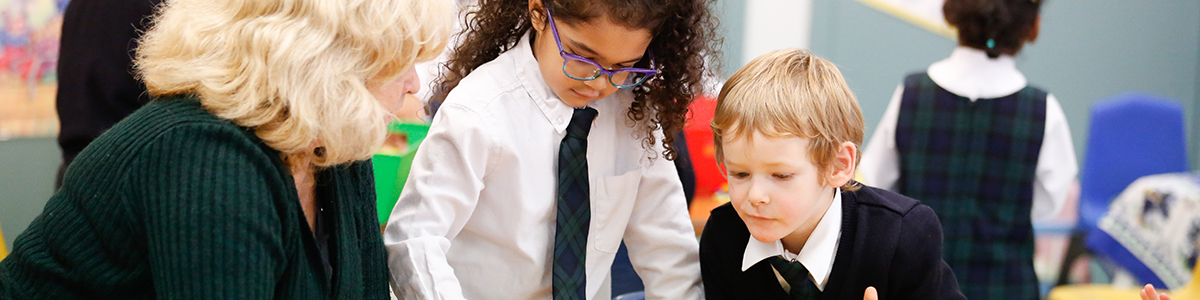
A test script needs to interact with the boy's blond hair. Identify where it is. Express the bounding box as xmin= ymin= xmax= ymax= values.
xmin=712 ymin=49 xmax=864 ymax=190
